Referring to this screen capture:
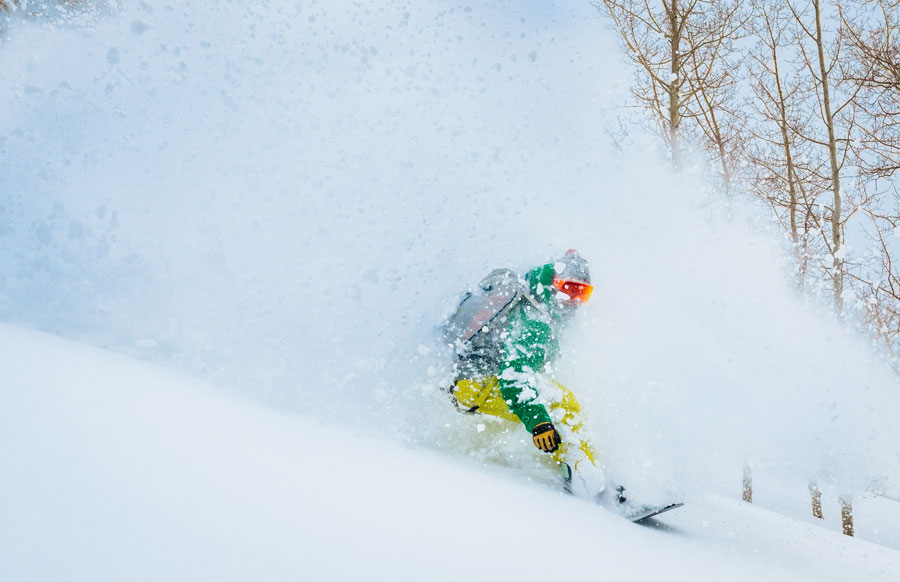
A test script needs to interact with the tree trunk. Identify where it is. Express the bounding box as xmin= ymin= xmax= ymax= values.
xmin=668 ymin=0 xmax=682 ymax=168
xmin=809 ymin=482 xmax=824 ymax=519
xmin=814 ymin=0 xmax=844 ymax=313
xmin=771 ymin=39 xmax=801 ymax=269
xmin=840 ymin=495 xmax=854 ymax=536
xmin=742 ymin=465 xmax=753 ymax=503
